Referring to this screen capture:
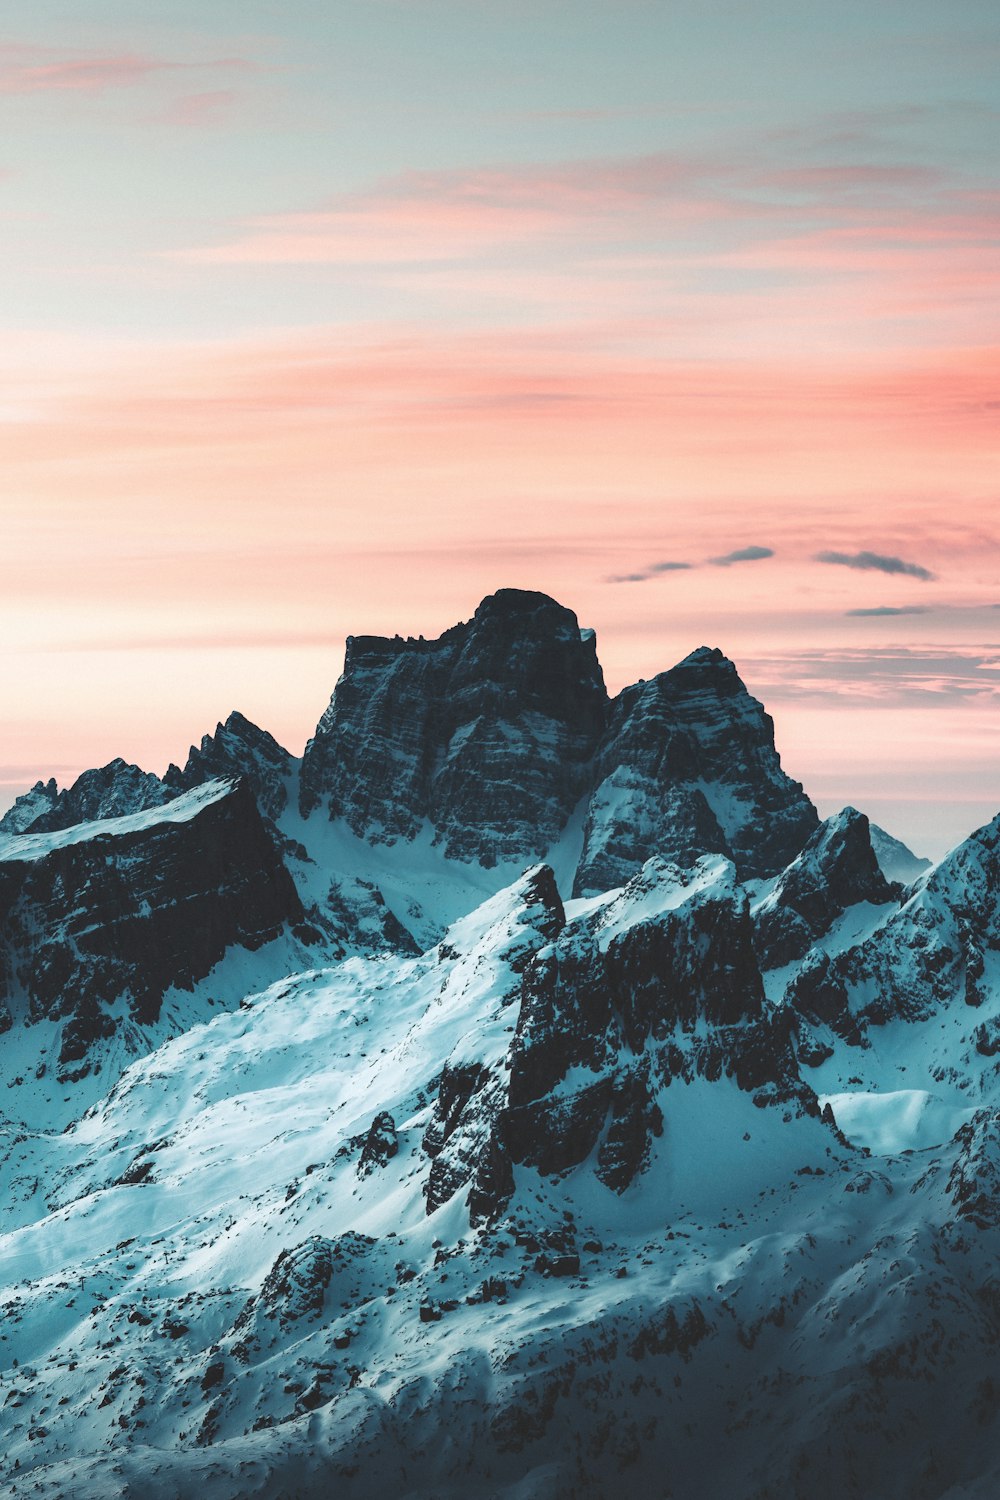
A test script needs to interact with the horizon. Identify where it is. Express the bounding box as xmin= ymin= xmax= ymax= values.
xmin=1 ymin=582 xmax=995 ymax=861
xmin=2 ymin=1 xmax=997 ymax=860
